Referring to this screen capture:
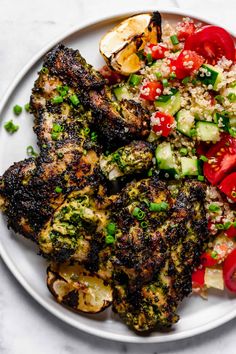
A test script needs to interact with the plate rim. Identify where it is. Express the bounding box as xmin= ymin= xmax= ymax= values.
xmin=1 ymin=6 xmax=236 ymax=344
